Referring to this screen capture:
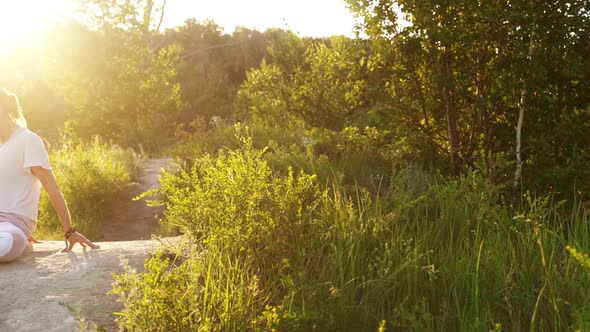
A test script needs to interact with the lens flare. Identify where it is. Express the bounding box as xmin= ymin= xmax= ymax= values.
xmin=0 ymin=0 xmax=76 ymax=55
